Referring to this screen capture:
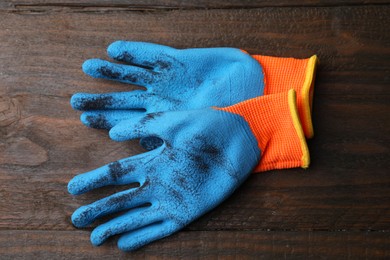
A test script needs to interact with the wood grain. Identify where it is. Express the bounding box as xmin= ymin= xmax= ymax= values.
xmin=1 ymin=0 xmax=389 ymax=11
xmin=0 ymin=230 xmax=389 ymax=259
xmin=0 ymin=2 xmax=389 ymax=258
